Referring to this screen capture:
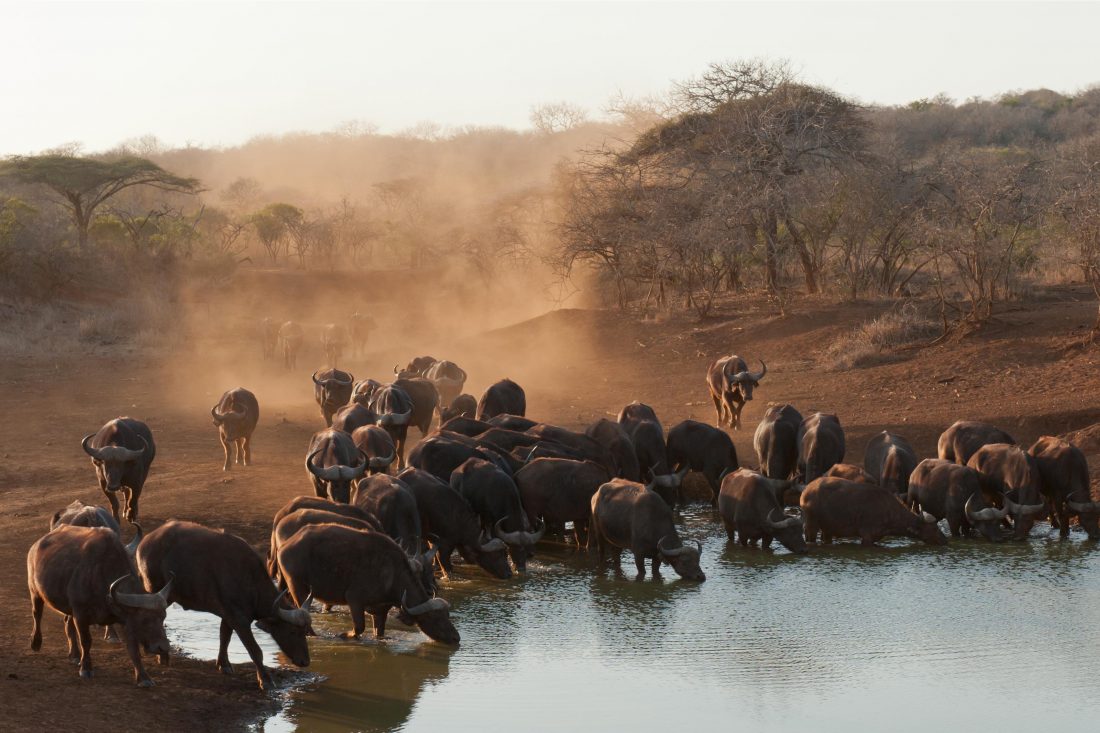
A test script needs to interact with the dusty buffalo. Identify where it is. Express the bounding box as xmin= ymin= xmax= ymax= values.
xmin=451 ymin=458 xmax=543 ymax=572
xmin=617 ymin=401 xmax=659 ymax=434
xmin=718 ymin=469 xmax=807 ymax=554
xmin=823 ymin=463 xmax=875 ymax=483
xmin=278 ymin=320 xmax=304 ymax=370
xmin=276 ymin=524 xmax=457 ymax=643
xmin=908 ymin=459 xmax=1004 ymax=541
xmin=305 ymin=429 xmax=369 ymax=503
xmin=864 ymin=431 xmax=918 ymax=495
xmin=348 ymin=312 xmax=375 ymax=356
xmin=267 ymin=496 xmax=383 ymax=578
xmin=1029 ymin=436 xmax=1100 ymax=540
xmin=938 ymin=420 xmax=1016 ymax=465
xmin=370 ymin=385 xmax=415 ymax=469
xmin=440 ymin=394 xmax=478 ymax=424
xmin=211 ymin=387 xmax=259 ymax=471
xmin=706 ymin=355 xmax=766 ymax=430
xmin=440 ymin=415 xmax=492 ymax=437
xmin=488 ymin=414 xmax=537 ymax=431
xmin=589 ymin=479 xmax=705 ymax=581
xmin=753 ymin=404 xmax=803 ymax=480
xmin=313 ymin=368 xmax=355 ymax=427
xmin=967 ymin=443 xmax=1046 ymax=540
xmin=259 ymin=317 xmax=279 ymax=360
xmin=352 ymin=474 xmax=422 ymax=553
xmin=422 ymin=360 xmax=467 ymax=415
xmin=667 ymin=420 xmax=740 ymax=504
xmin=515 ymin=458 xmax=610 ymax=545
xmin=81 ymin=417 xmax=155 ymax=524
xmin=332 ymin=401 xmax=377 ymax=435
xmin=28 ymin=525 xmax=171 ymax=685
xmin=395 ymin=355 xmax=438 ymax=378
xmin=136 ymin=521 xmax=312 ymax=691
xmin=525 ymin=424 xmax=616 ymax=475
xmin=407 ymin=435 xmax=510 ymax=483
xmin=800 ymin=477 xmax=946 ymax=546
xmin=477 ymin=379 xmax=526 ymax=421
xmin=393 ymin=377 xmax=440 ymax=436
xmin=321 ymin=323 xmax=349 ymax=367
xmin=798 ymin=412 xmax=845 ymax=483
xmin=351 ymin=425 xmax=397 ymax=474
xmin=586 ymin=419 xmax=641 ymax=482
xmin=351 ymin=378 xmax=383 ymax=406
xmin=51 ymin=499 xmax=121 ymax=535
xmin=398 ymin=467 xmax=513 ymax=579
xmin=625 ymin=419 xmax=683 ymax=503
